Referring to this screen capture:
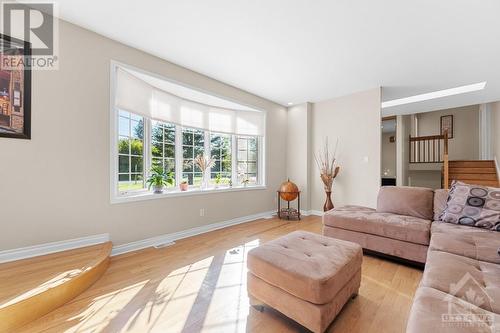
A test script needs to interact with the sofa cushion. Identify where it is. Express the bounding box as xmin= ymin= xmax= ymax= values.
xmin=440 ymin=181 xmax=500 ymax=231
xmin=247 ymin=231 xmax=362 ymax=305
xmin=324 ymin=208 xmax=431 ymax=245
xmin=377 ymin=186 xmax=434 ymax=220
xmin=407 ymin=286 xmax=500 ymax=333
xmin=434 ymin=189 xmax=449 ymax=221
xmin=430 ymin=222 xmax=500 ymax=264
xmin=421 ymin=250 xmax=500 ymax=313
